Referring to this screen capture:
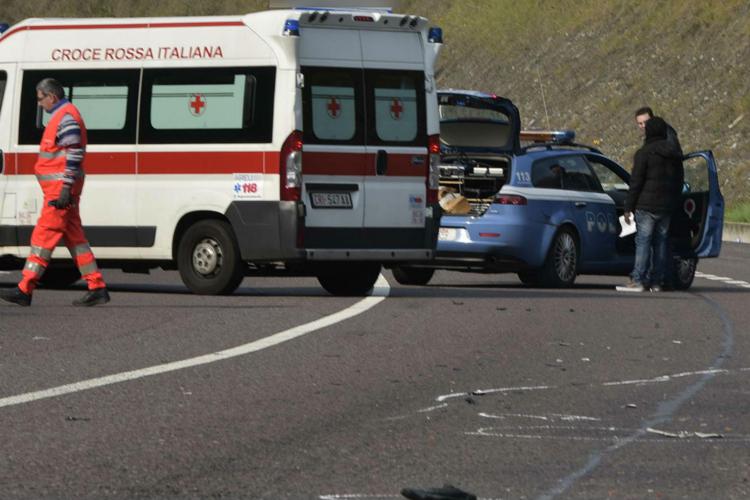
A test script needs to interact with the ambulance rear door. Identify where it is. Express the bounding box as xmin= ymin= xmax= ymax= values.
xmin=362 ymin=31 xmax=429 ymax=249
xmin=300 ymin=34 xmax=367 ymax=248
